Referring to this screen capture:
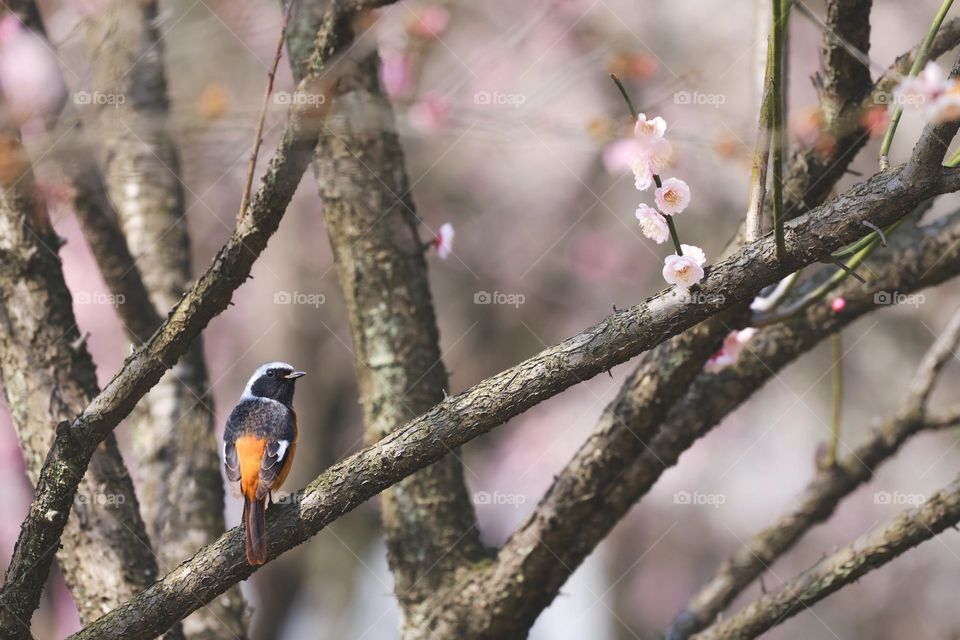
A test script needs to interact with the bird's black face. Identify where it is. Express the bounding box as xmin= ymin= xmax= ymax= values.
xmin=247 ymin=364 xmax=305 ymax=407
